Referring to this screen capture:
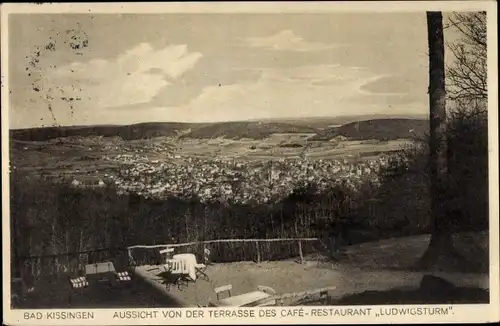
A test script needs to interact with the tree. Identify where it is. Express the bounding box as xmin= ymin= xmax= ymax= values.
xmin=446 ymin=12 xmax=487 ymax=104
xmin=418 ymin=12 xmax=454 ymax=269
